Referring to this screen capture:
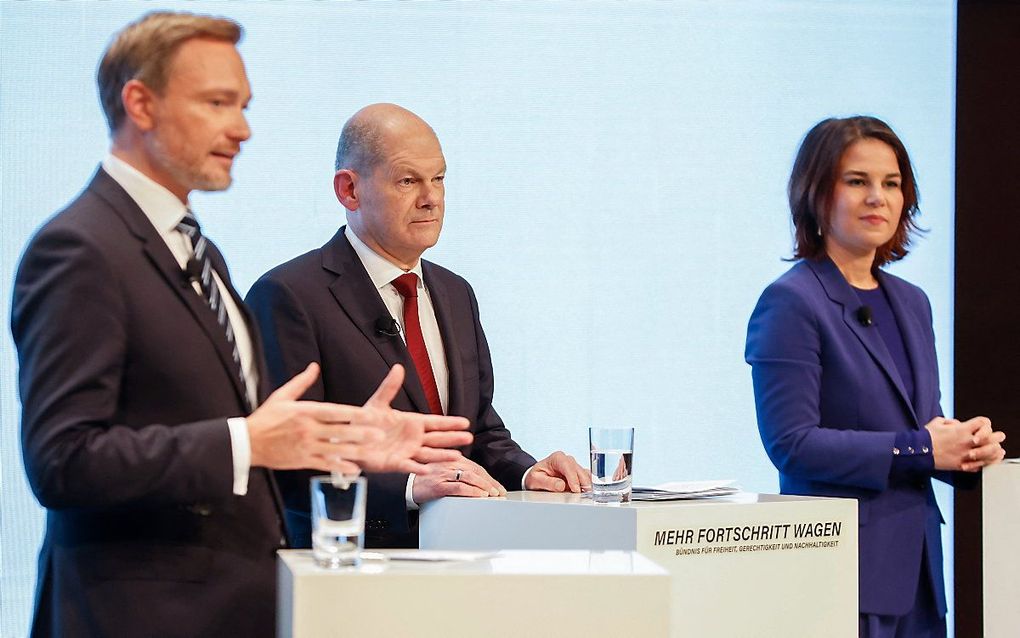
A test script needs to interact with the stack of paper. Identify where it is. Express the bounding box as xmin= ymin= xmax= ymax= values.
xmin=630 ymin=479 xmax=740 ymax=501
